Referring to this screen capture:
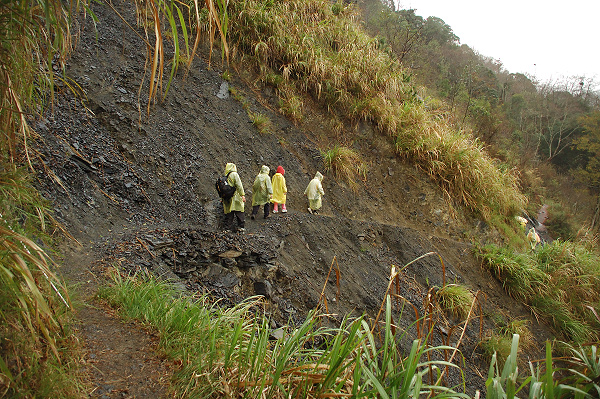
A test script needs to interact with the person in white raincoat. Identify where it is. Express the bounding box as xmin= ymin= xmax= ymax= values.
xmin=304 ymin=171 xmax=324 ymax=214
xmin=527 ymin=227 xmax=540 ymax=250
